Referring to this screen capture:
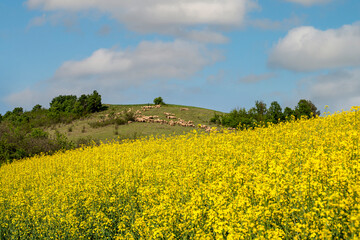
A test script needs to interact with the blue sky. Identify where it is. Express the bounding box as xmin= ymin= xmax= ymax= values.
xmin=1 ymin=0 xmax=360 ymax=114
